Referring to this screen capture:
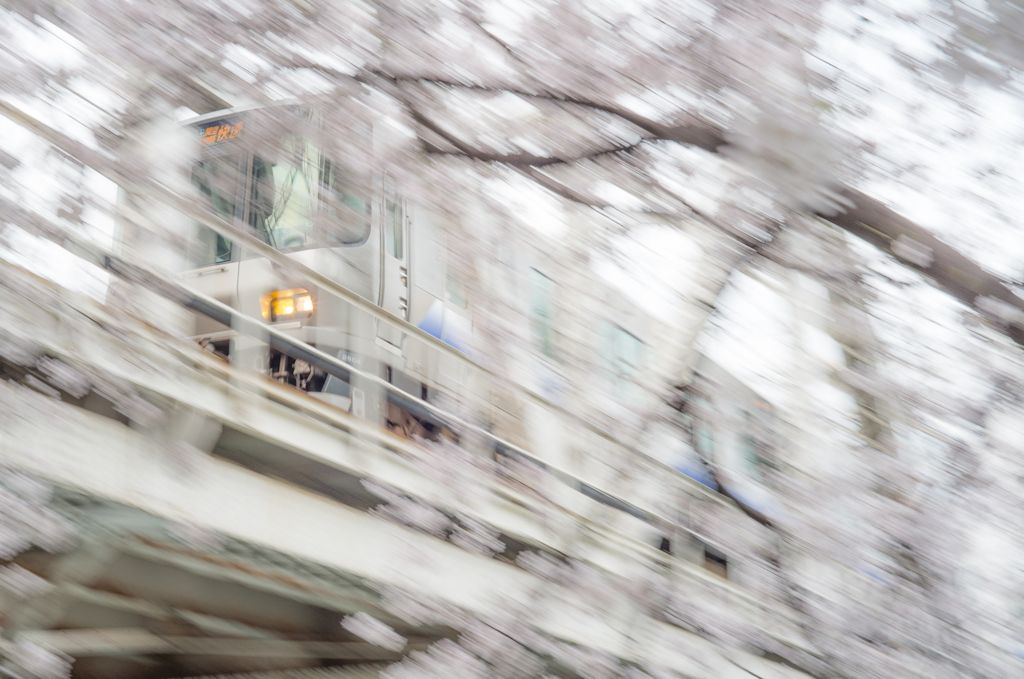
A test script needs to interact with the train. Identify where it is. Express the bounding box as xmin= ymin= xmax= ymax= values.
xmin=113 ymin=102 xmax=782 ymax=571
xmin=164 ymin=105 xmax=658 ymax=444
